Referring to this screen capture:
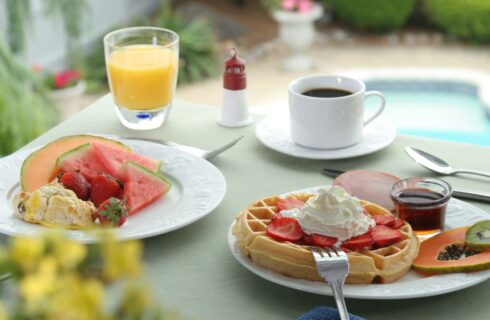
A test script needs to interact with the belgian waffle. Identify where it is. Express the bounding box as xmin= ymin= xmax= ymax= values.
xmin=232 ymin=193 xmax=420 ymax=284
